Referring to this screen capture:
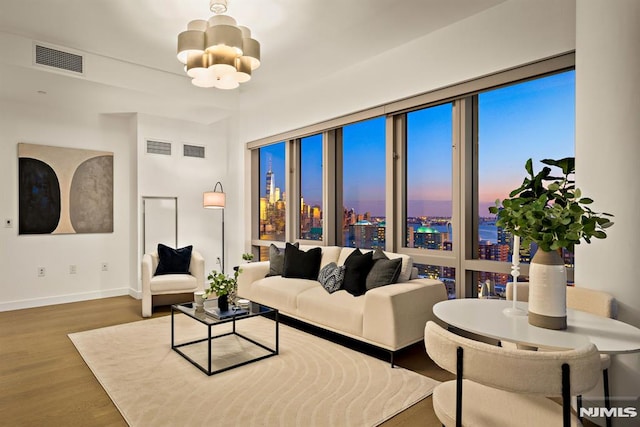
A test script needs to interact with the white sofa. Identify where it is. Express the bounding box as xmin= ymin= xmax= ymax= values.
xmin=141 ymin=250 xmax=205 ymax=317
xmin=237 ymin=246 xmax=448 ymax=360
